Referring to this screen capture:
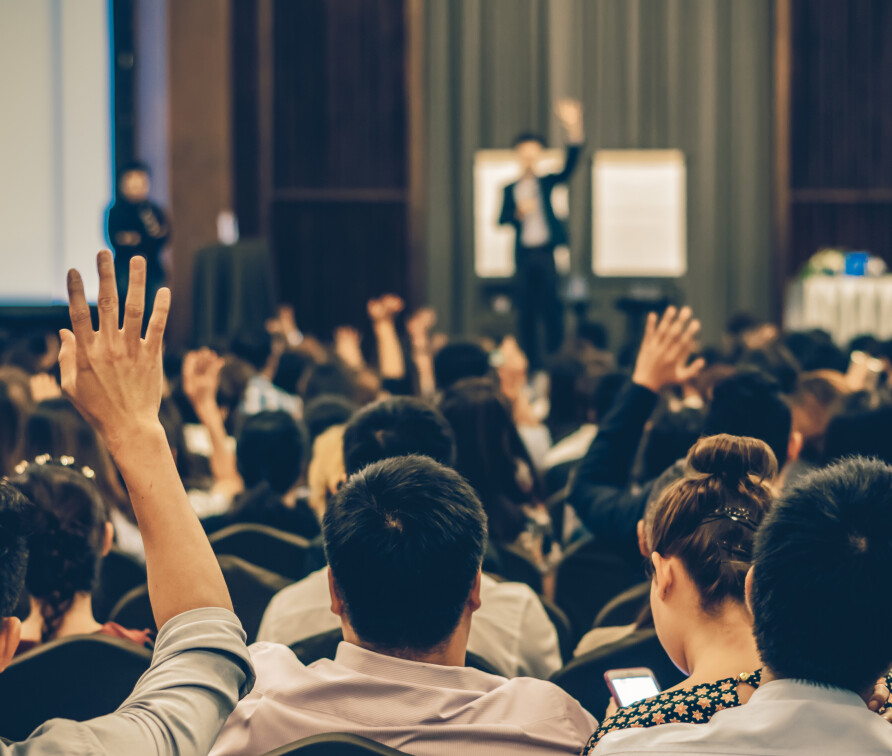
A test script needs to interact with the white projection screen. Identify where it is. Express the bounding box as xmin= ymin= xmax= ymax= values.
xmin=0 ymin=0 xmax=111 ymax=304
